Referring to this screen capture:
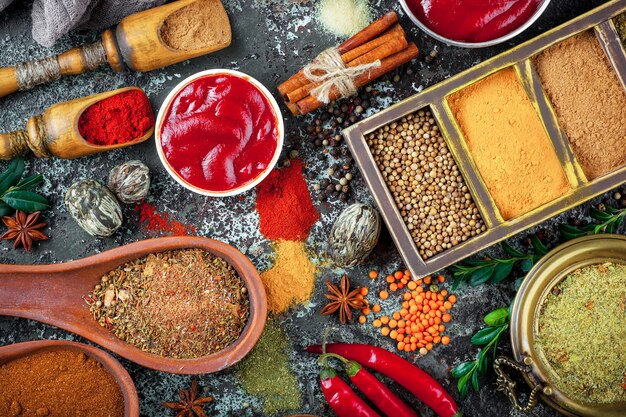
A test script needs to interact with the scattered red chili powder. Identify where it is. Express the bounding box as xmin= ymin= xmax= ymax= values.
xmin=256 ymin=159 xmax=319 ymax=241
xmin=78 ymin=89 xmax=154 ymax=146
xmin=134 ymin=202 xmax=196 ymax=236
